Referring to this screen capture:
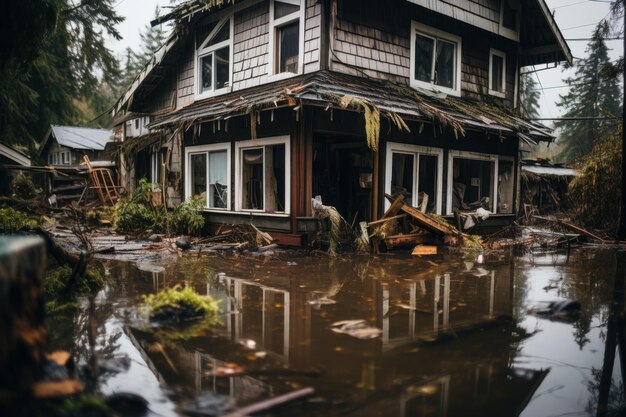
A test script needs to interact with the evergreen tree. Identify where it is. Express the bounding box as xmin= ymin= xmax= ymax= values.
xmin=554 ymin=21 xmax=622 ymax=162
xmin=0 ymin=0 xmax=123 ymax=151
xmin=120 ymin=7 xmax=168 ymax=91
xmin=520 ymin=73 xmax=541 ymax=119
